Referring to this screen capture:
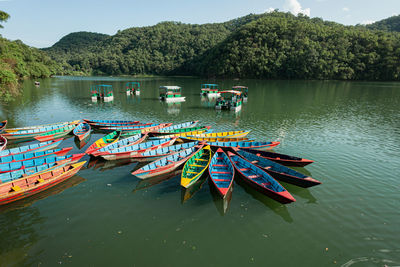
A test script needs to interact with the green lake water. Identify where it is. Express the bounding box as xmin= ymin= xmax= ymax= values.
xmin=0 ymin=76 xmax=399 ymax=266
